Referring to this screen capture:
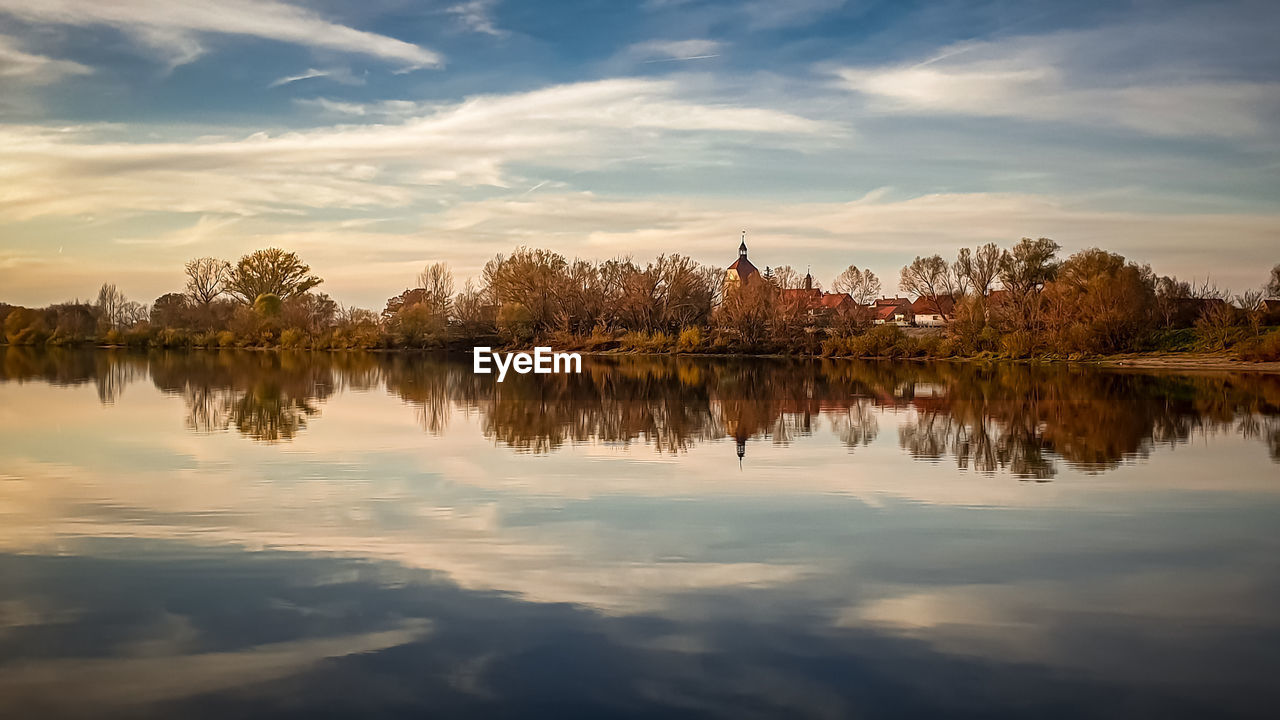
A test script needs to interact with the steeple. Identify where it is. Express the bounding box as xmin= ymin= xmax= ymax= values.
xmin=739 ymin=230 xmax=748 ymax=258
xmin=804 ymin=266 xmax=813 ymax=291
